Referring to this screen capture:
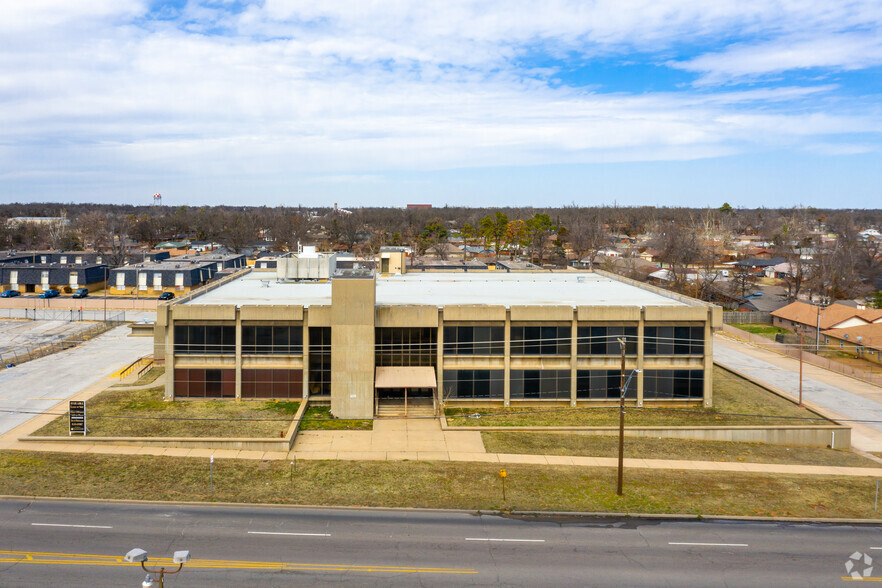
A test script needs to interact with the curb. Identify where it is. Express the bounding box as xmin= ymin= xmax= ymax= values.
xmin=2 ymin=495 xmax=882 ymax=525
